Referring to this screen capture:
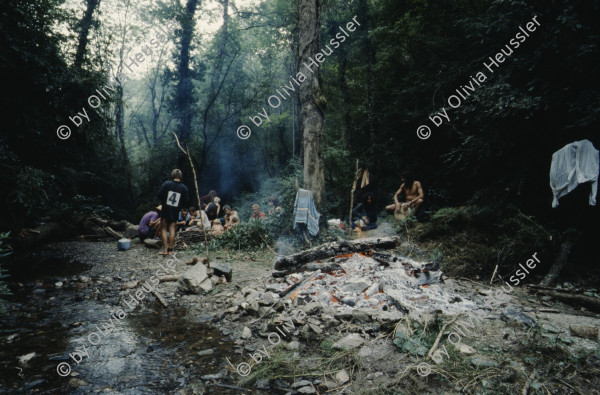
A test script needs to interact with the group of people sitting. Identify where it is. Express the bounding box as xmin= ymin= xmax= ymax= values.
xmin=137 ymin=189 xmax=241 ymax=241
xmin=137 ymin=177 xmax=285 ymax=246
xmin=345 ymin=171 xmax=425 ymax=231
